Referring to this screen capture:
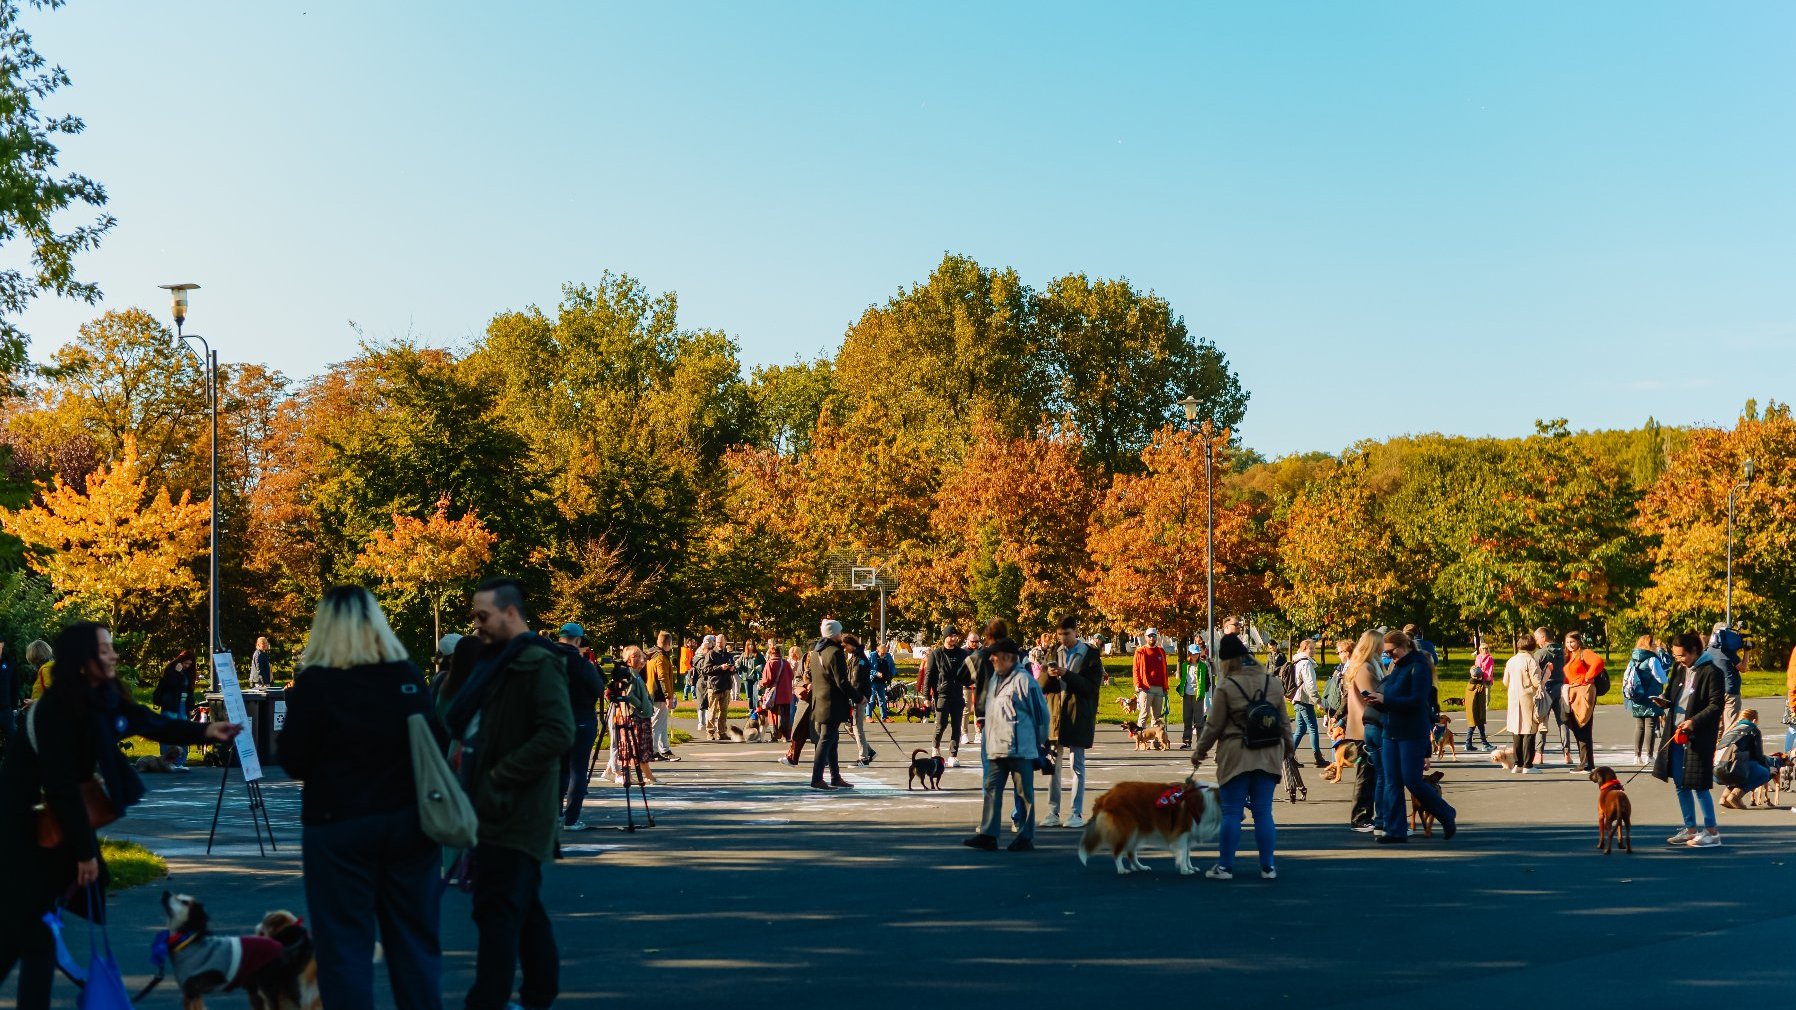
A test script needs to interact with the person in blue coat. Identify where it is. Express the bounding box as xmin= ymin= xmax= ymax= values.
xmin=1366 ymin=630 xmax=1455 ymax=843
